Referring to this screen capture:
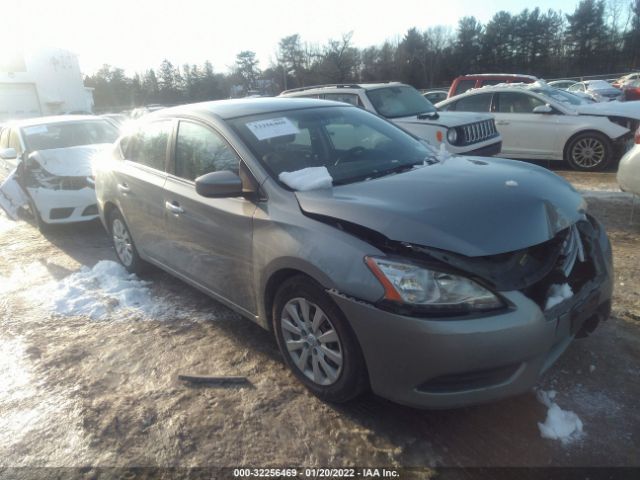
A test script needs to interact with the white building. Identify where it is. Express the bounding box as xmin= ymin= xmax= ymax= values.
xmin=0 ymin=48 xmax=94 ymax=122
